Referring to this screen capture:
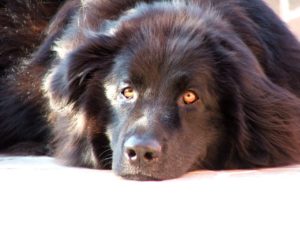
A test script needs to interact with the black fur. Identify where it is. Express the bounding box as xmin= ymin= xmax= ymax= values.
xmin=1 ymin=0 xmax=300 ymax=180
